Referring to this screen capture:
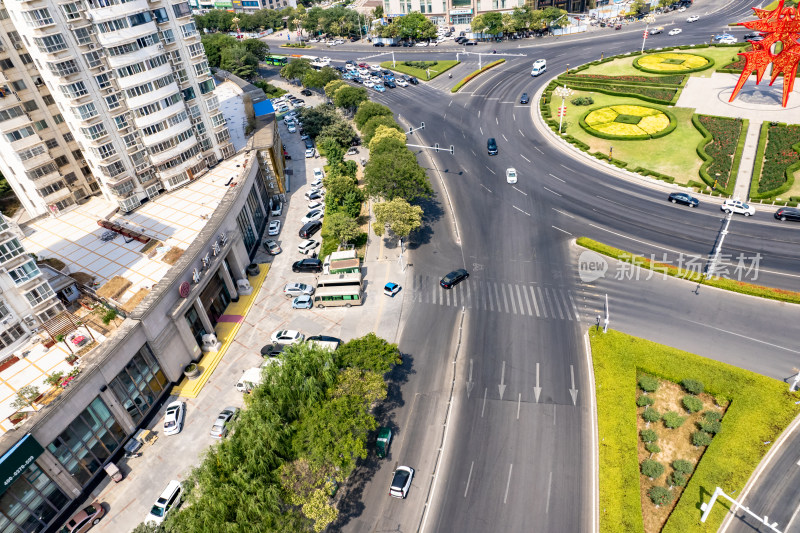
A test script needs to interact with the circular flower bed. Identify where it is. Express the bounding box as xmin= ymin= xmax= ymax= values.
xmin=634 ymin=52 xmax=713 ymax=74
xmin=580 ymin=104 xmax=677 ymax=140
